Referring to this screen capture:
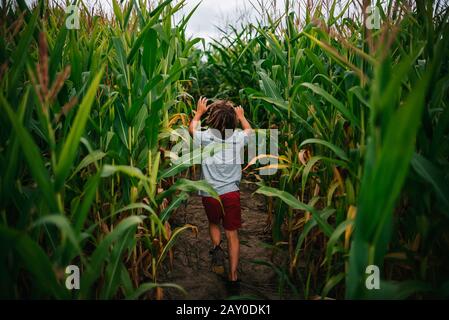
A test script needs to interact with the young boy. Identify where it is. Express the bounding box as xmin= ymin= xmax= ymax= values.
xmin=188 ymin=97 xmax=252 ymax=285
